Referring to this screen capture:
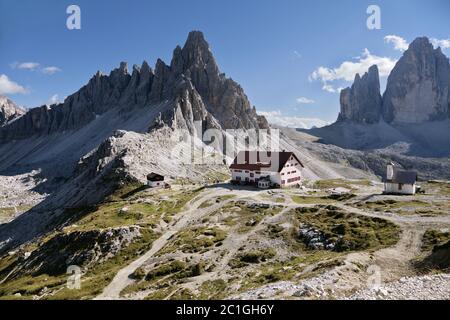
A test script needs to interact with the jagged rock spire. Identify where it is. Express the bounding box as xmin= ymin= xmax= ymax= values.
xmin=382 ymin=36 xmax=450 ymax=123
xmin=0 ymin=31 xmax=268 ymax=141
xmin=338 ymin=37 xmax=450 ymax=125
xmin=338 ymin=65 xmax=382 ymax=124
